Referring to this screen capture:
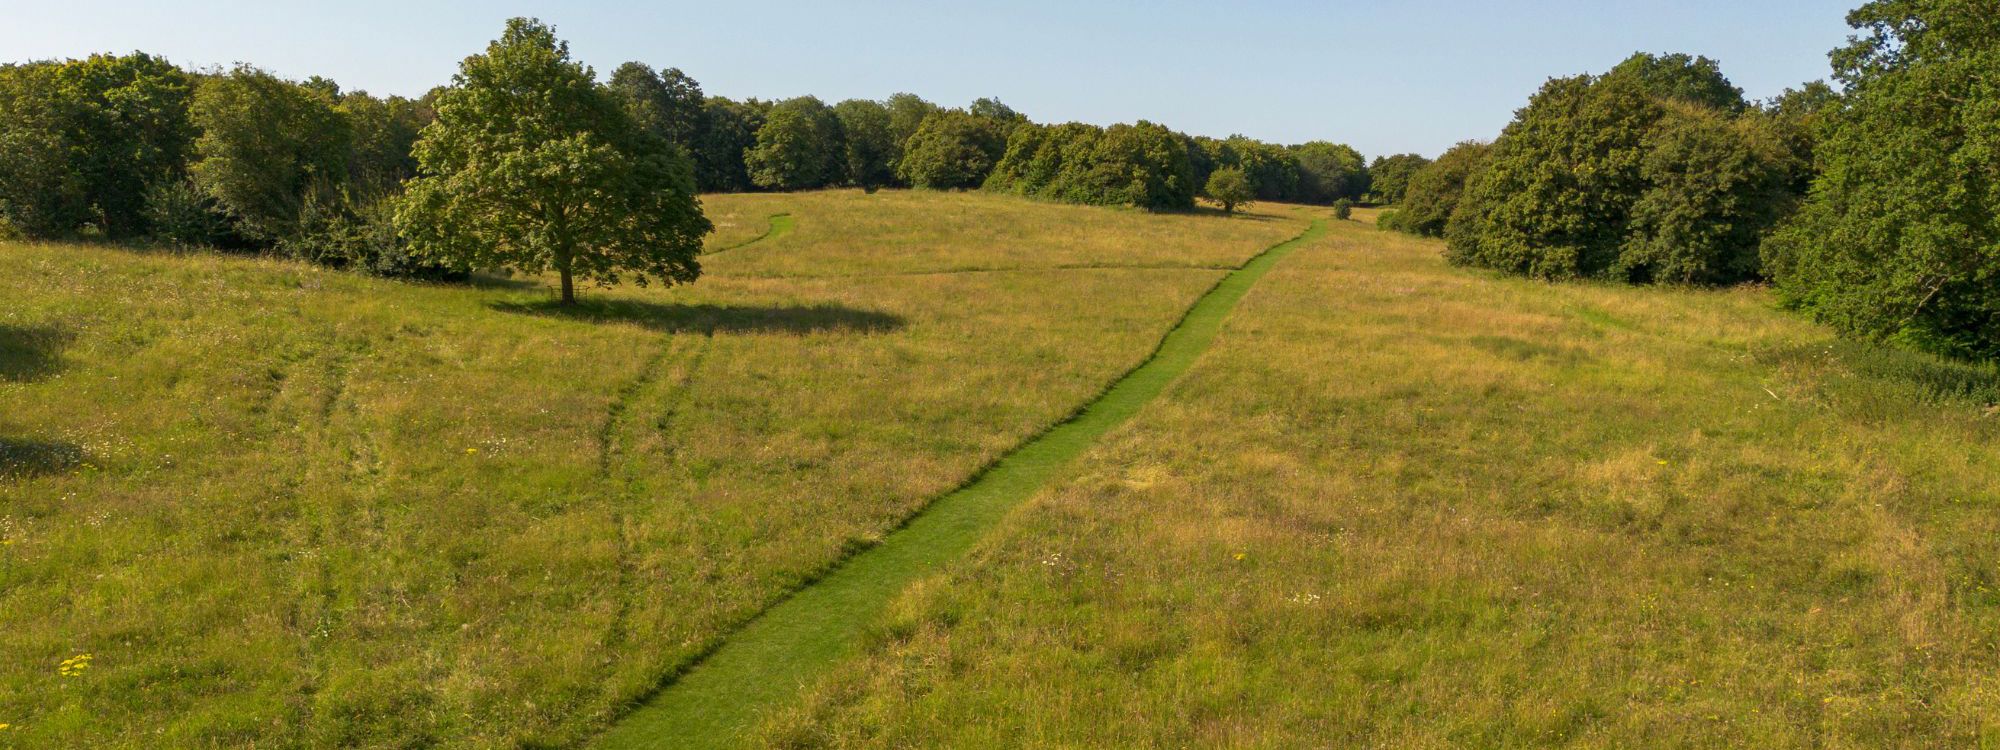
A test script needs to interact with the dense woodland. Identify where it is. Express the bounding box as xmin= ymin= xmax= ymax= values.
xmin=1384 ymin=0 xmax=1999 ymax=361
xmin=3 ymin=0 xmax=1997 ymax=359
xmin=0 ymin=26 xmax=1388 ymax=279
